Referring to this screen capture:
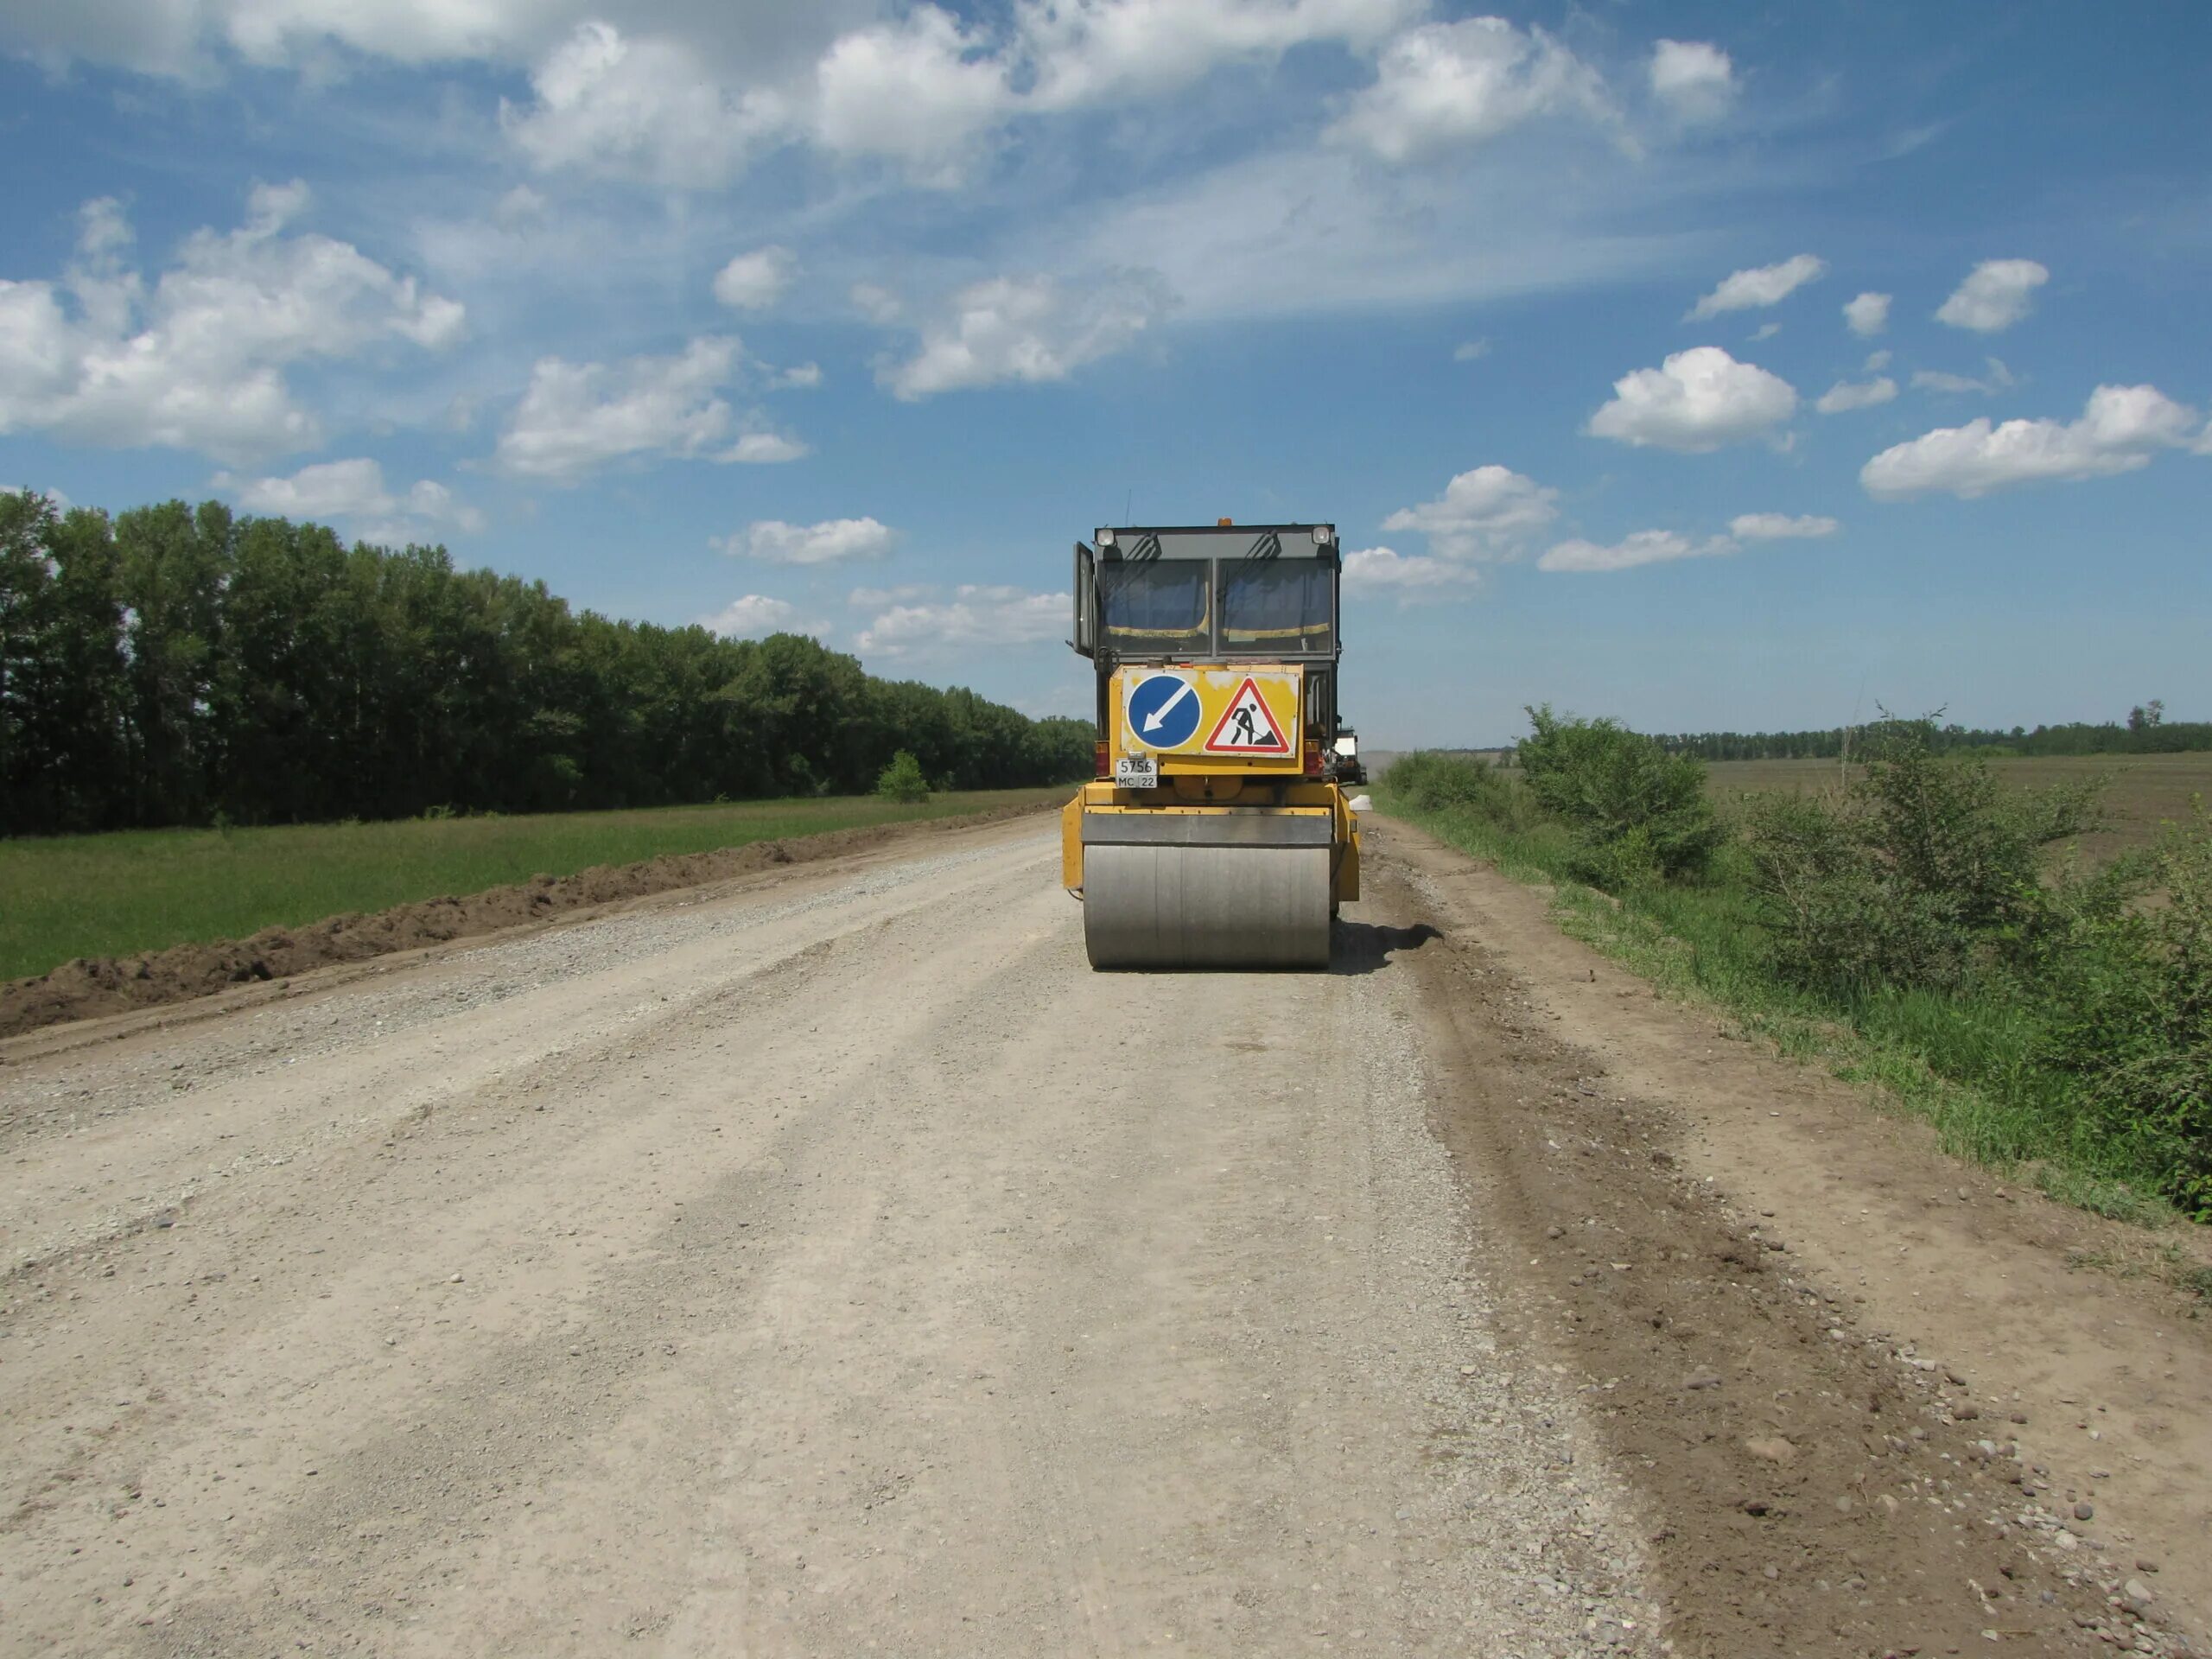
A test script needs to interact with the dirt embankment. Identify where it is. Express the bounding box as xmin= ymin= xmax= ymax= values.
xmin=0 ymin=802 xmax=1056 ymax=1041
